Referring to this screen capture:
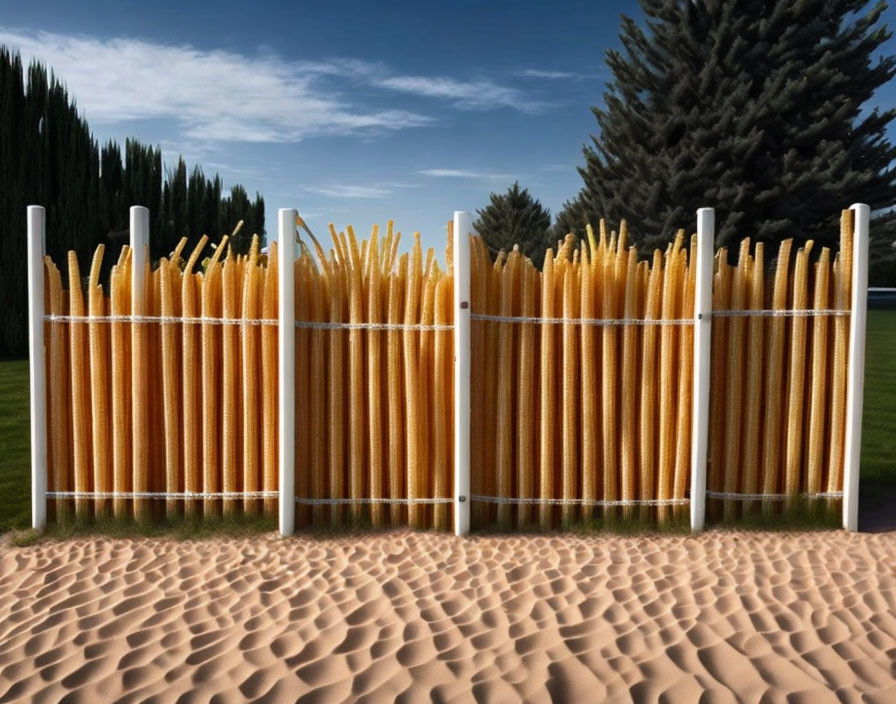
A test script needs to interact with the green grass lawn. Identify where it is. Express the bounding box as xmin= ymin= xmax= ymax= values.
xmin=0 ymin=359 xmax=31 ymax=532
xmin=857 ymin=309 xmax=896 ymax=522
xmin=859 ymin=310 xmax=896 ymax=483
xmin=1 ymin=310 xmax=894 ymax=535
